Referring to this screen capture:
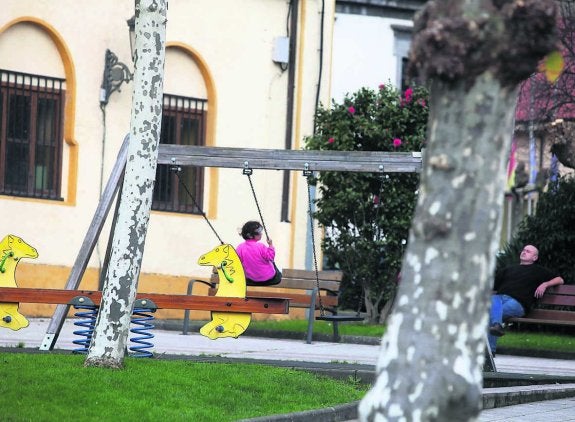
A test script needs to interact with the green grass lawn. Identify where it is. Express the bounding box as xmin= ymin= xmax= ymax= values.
xmin=0 ymin=353 xmax=366 ymax=422
xmin=249 ymin=319 xmax=575 ymax=353
xmin=497 ymin=330 xmax=575 ymax=353
xmin=249 ymin=318 xmax=386 ymax=337
xmin=2 ymin=321 xmax=573 ymax=421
